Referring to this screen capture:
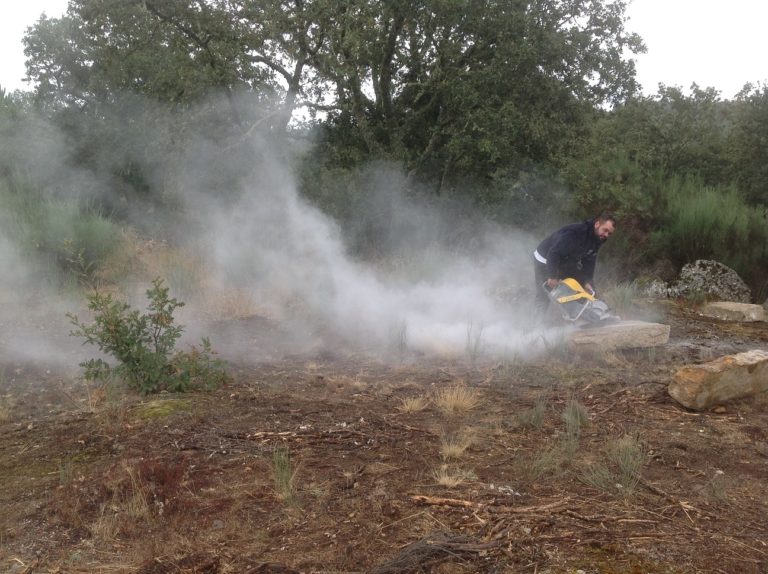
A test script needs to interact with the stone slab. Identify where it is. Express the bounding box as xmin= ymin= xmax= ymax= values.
xmin=700 ymin=302 xmax=767 ymax=322
xmin=669 ymin=349 xmax=768 ymax=410
xmin=566 ymin=320 xmax=670 ymax=351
